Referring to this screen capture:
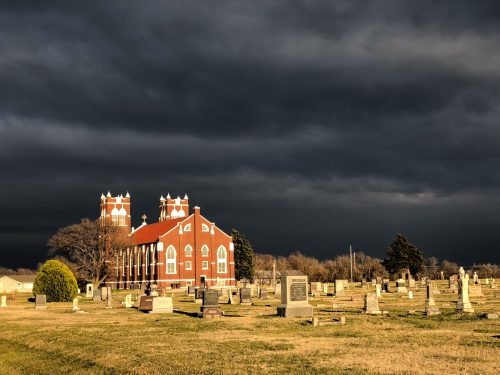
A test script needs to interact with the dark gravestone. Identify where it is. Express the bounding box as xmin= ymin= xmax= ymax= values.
xmin=240 ymin=287 xmax=252 ymax=305
xmin=139 ymin=295 xmax=154 ymax=312
xmin=93 ymin=289 xmax=101 ymax=302
xmin=35 ymin=294 xmax=47 ymax=309
xmin=195 ymin=288 xmax=206 ymax=300
xmin=201 ymin=289 xmax=221 ymax=318
xmin=187 ymin=286 xmax=195 ymax=295
xmin=202 ymin=289 xmax=219 ymax=308
xmin=290 ymin=282 xmax=307 ymax=302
